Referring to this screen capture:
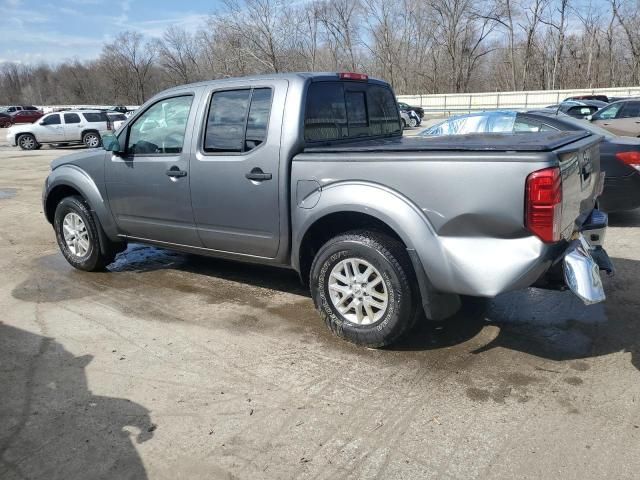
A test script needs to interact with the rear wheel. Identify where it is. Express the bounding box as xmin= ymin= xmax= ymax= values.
xmin=82 ymin=131 xmax=101 ymax=148
xmin=310 ymin=231 xmax=418 ymax=347
xmin=17 ymin=133 xmax=37 ymax=150
xmin=54 ymin=196 xmax=115 ymax=271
